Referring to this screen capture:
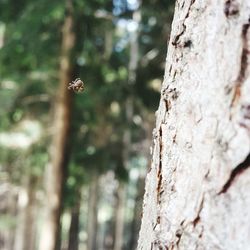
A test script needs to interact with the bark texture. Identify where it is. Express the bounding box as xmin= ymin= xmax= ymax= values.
xmin=138 ymin=1 xmax=250 ymax=249
xmin=38 ymin=0 xmax=75 ymax=249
